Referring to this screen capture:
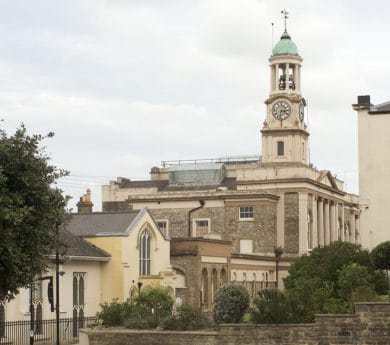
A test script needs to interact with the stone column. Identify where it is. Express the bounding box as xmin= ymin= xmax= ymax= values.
xmin=351 ymin=212 xmax=356 ymax=244
xmin=312 ymin=196 xmax=318 ymax=248
xmin=341 ymin=204 xmax=345 ymax=242
xmin=286 ymin=63 xmax=290 ymax=91
xmin=330 ymin=202 xmax=336 ymax=243
xmin=275 ymin=64 xmax=279 ymax=91
xmin=324 ymin=200 xmax=330 ymax=245
xmin=317 ymin=198 xmax=324 ymax=246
